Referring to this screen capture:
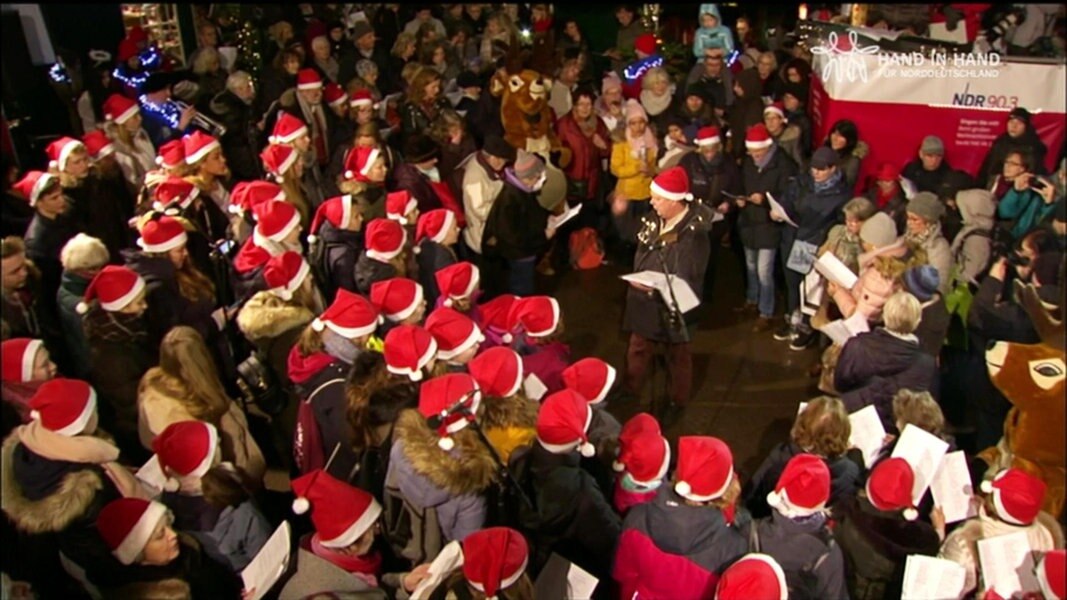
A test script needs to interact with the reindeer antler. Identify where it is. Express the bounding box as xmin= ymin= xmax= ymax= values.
xmin=1015 ymin=279 xmax=1065 ymax=351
